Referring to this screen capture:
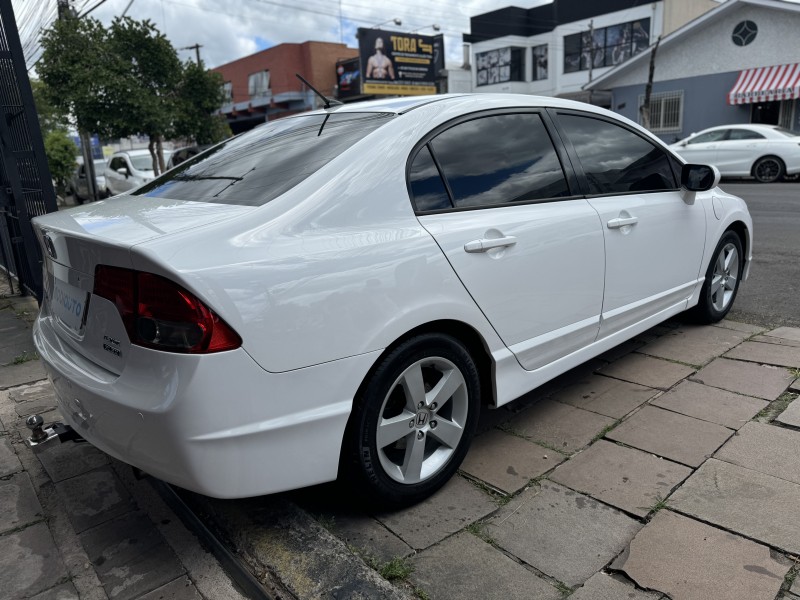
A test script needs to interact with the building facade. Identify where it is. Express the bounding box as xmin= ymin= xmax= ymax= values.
xmin=586 ymin=0 xmax=800 ymax=141
xmin=212 ymin=41 xmax=358 ymax=133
